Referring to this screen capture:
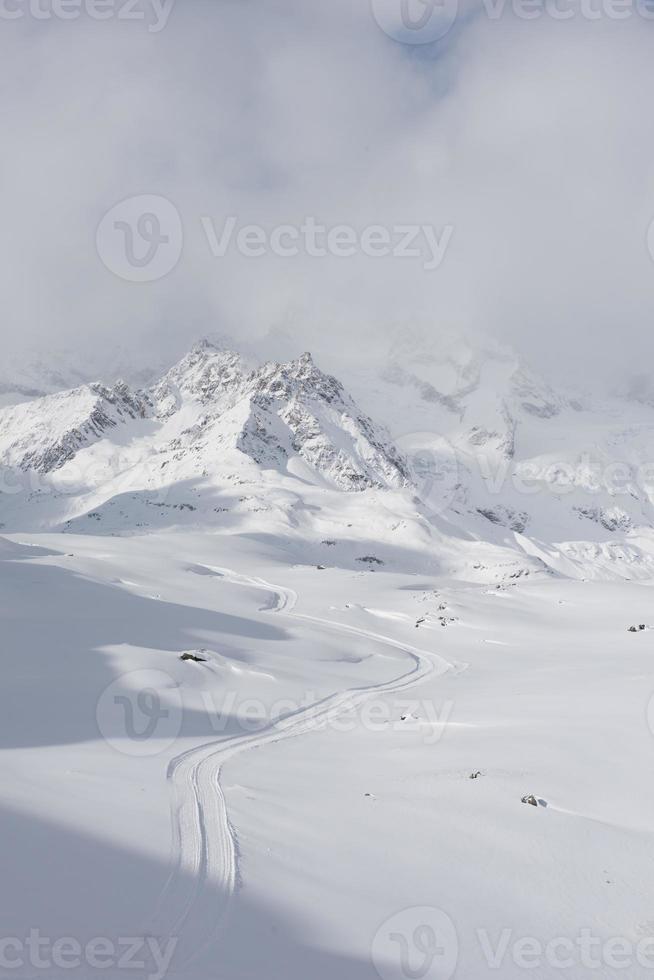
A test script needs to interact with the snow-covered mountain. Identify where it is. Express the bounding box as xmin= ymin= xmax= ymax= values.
xmin=4 ymin=335 xmax=654 ymax=582
xmin=147 ymin=343 xmax=409 ymax=491
xmin=0 ymin=344 xmax=409 ymax=528
xmin=339 ymin=332 xmax=654 ymax=550
xmin=5 ymin=341 xmax=654 ymax=980
xmin=0 ymin=382 xmax=149 ymax=473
